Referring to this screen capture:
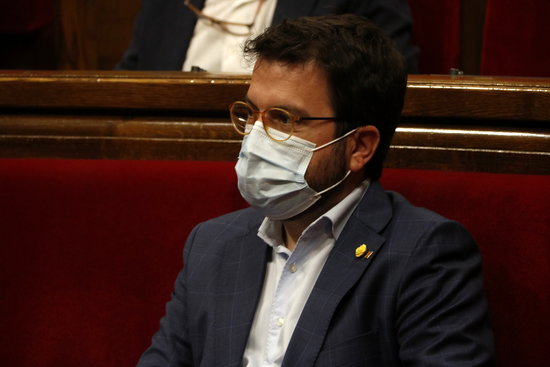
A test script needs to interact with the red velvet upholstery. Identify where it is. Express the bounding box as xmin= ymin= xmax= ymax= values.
xmin=480 ymin=0 xmax=550 ymax=77
xmin=1 ymin=159 xmax=548 ymax=367
xmin=408 ymin=0 xmax=461 ymax=74
xmin=381 ymin=169 xmax=550 ymax=367
xmin=0 ymin=159 xmax=247 ymax=366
